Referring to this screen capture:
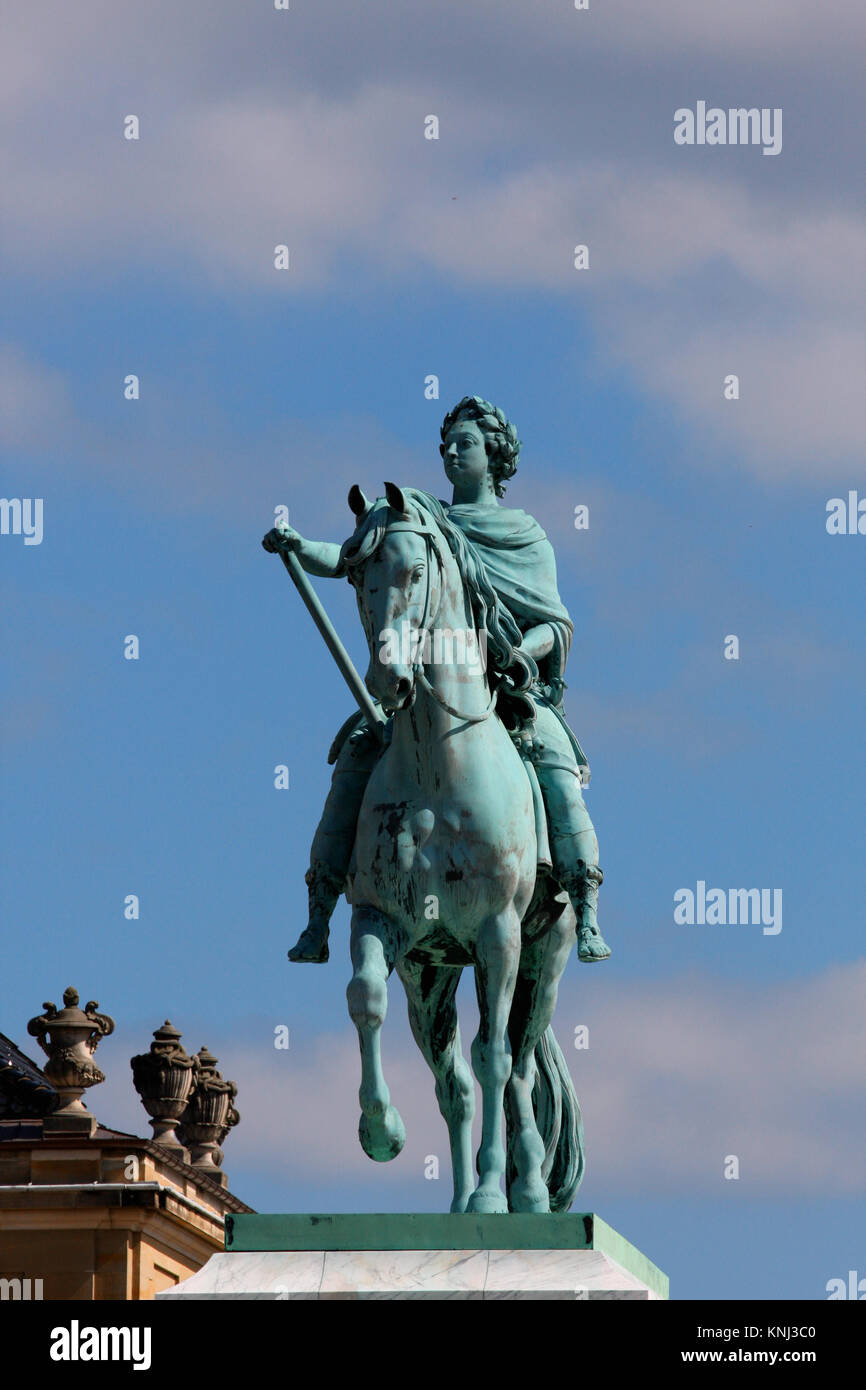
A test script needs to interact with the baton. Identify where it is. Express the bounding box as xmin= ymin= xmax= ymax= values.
xmin=277 ymin=547 xmax=386 ymax=744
